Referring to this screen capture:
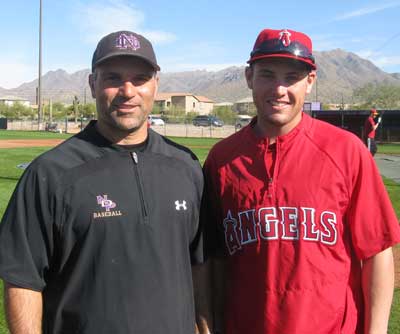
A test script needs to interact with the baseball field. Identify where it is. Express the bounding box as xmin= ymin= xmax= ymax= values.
xmin=0 ymin=130 xmax=399 ymax=333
